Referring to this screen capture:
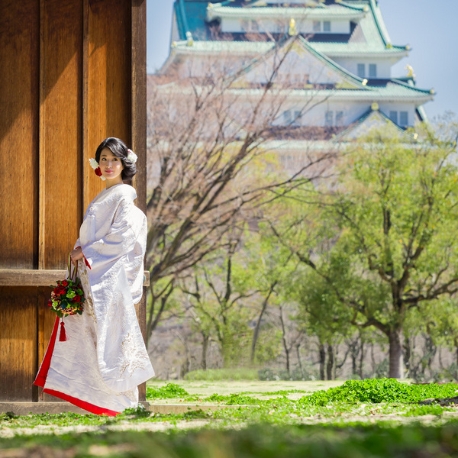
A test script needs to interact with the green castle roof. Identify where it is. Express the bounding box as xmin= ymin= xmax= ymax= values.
xmin=173 ymin=0 xmax=408 ymax=56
